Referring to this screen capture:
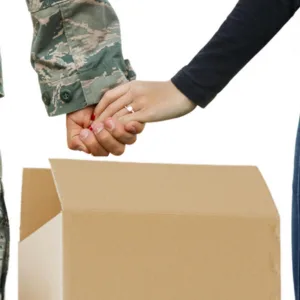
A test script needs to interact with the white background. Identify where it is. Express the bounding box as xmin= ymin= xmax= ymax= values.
xmin=0 ymin=0 xmax=299 ymax=298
